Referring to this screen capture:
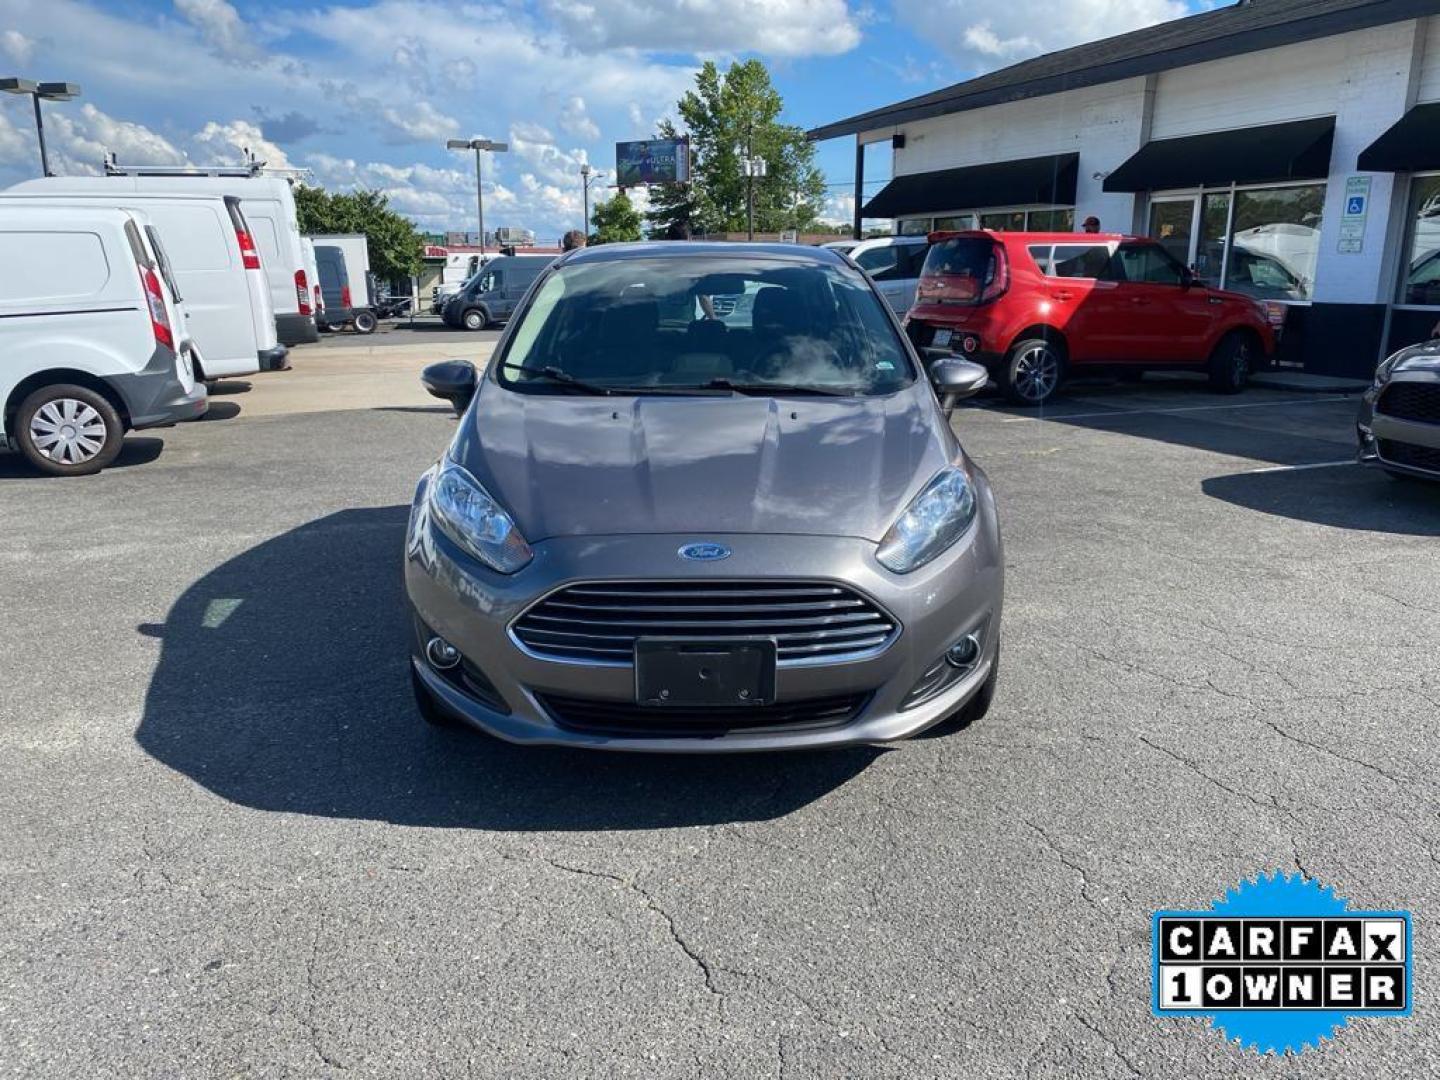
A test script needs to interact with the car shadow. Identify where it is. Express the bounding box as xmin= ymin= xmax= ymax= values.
xmin=134 ymin=506 xmax=878 ymax=831
xmin=198 ymin=401 xmax=242 ymax=421
xmin=1203 ymin=463 xmax=1440 ymax=535
xmin=0 ymin=436 xmax=165 ymax=478
xmin=965 ymin=379 xmax=1361 ymax=467
xmin=206 ymin=380 xmax=252 ymax=396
